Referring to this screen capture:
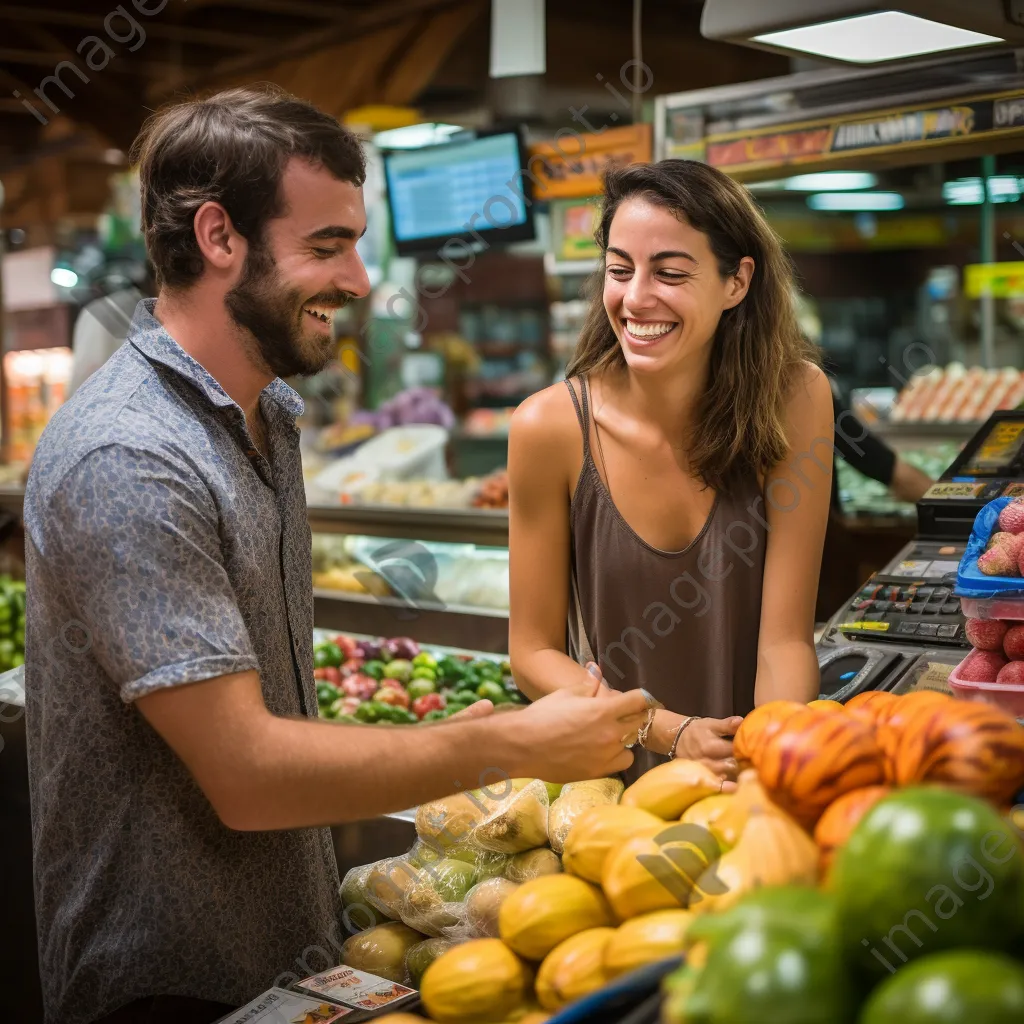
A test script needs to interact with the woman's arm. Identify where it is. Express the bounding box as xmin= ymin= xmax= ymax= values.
xmin=508 ymin=384 xmax=598 ymax=700
xmin=755 ymin=363 xmax=835 ymax=705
